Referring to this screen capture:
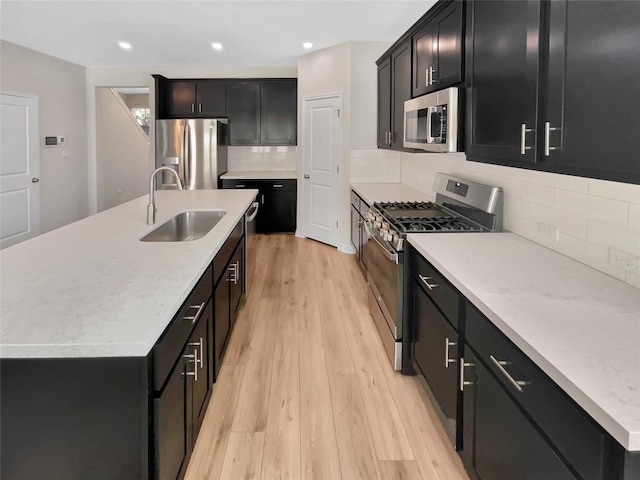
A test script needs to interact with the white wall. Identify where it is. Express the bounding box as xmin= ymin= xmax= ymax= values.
xmin=0 ymin=40 xmax=88 ymax=233
xmin=95 ymin=88 xmax=150 ymax=211
xmin=350 ymin=149 xmax=640 ymax=288
xmin=85 ymin=65 xmax=297 ymax=214
xmin=297 ymin=41 xmax=390 ymax=251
